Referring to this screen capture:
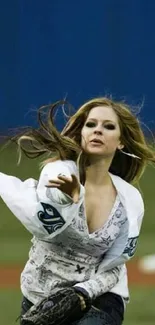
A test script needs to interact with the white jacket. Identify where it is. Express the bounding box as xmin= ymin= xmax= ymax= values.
xmin=0 ymin=160 xmax=144 ymax=303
